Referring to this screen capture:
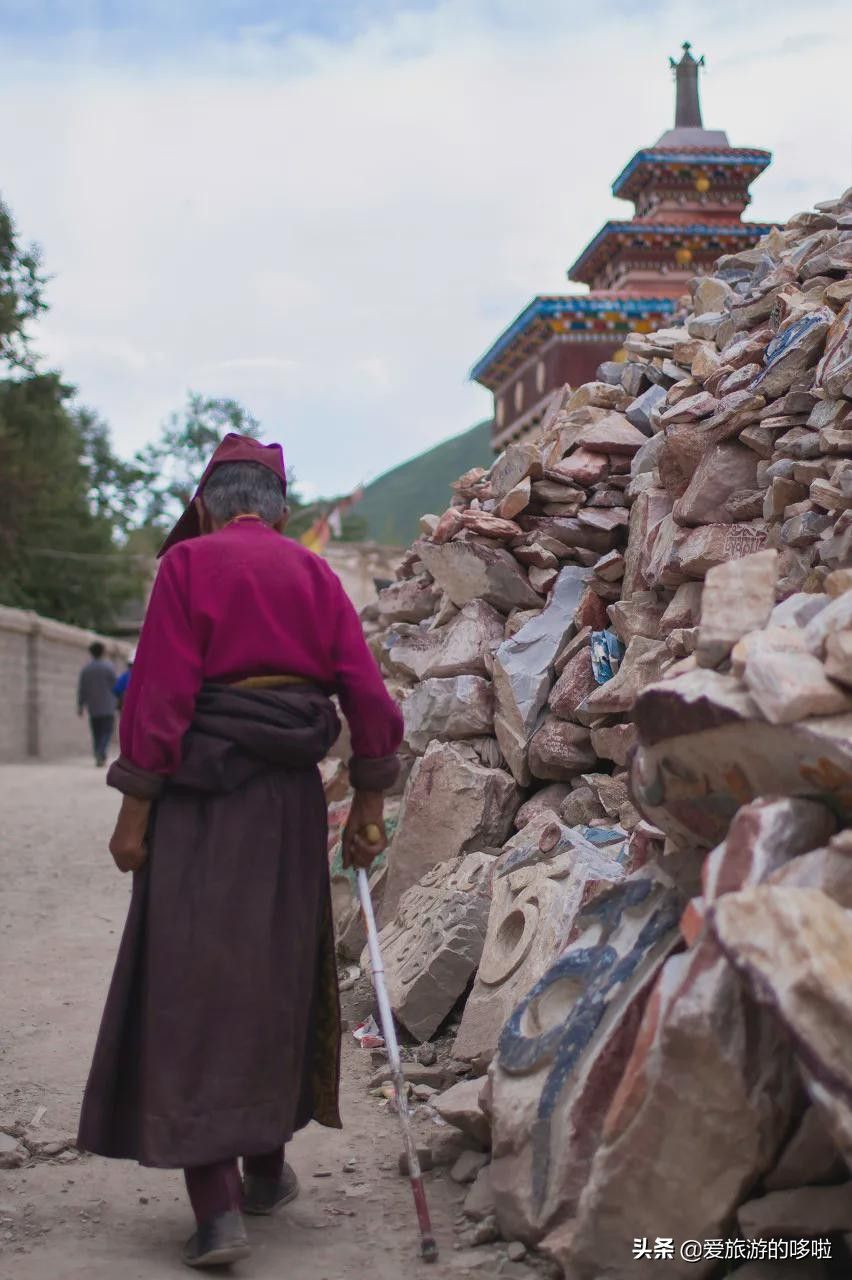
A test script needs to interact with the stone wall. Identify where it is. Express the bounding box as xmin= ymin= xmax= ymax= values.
xmin=0 ymin=606 xmax=131 ymax=763
xmin=323 ymin=543 xmax=403 ymax=612
xmin=353 ymin=185 xmax=852 ymax=1274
